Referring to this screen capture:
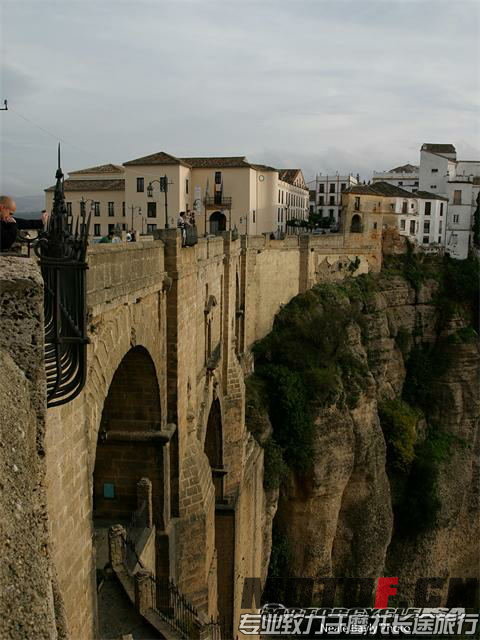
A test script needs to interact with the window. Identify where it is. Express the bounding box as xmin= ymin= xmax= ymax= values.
xmin=278 ymin=190 xmax=281 ymax=203
xmin=329 ymin=196 xmax=335 ymax=205
xmin=425 ymin=202 xmax=432 ymax=215
xmin=108 ymin=223 xmax=115 ymax=234
xmin=453 ymin=190 xmax=462 ymax=205
xmin=424 ymin=221 xmax=430 ymax=233
xmin=410 ymin=220 xmax=416 ymax=235
xmin=329 ymin=183 xmax=335 ymax=193
xmin=430 ymin=185 xmax=437 ymax=189
xmin=373 ymin=222 xmax=378 ymax=230
xmin=431 ymin=168 xmax=438 ymax=173
xmin=94 ymin=224 xmax=101 ymax=236
xmin=319 ymin=184 xmax=324 ymax=193
xmin=137 ymin=177 xmax=144 ymax=192
xmin=411 ymin=203 xmax=415 ymax=209
xmin=108 ymin=202 xmax=114 ymax=216
xmin=402 ymin=201 xmax=408 ymax=214
xmin=185 ymin=179 xmax=189 ymax=194
xmin=450 ymin=233 xmax=458 ymax=246
xmin=122 ymin=224 xmax=127 ymax=231
xmin=400 ymin=219 xmax=406 ymax=230
xmin=122 ymin=201 xmax=126 ymax=217
xmin=453 ymin=214 xmax=459 ymax=223
xmin=341 ymin=183 xmax=346 ymax=191
xmin=215 ymin=171 xmax=222 ymax=184
xmin=281 ymin=191 xmax=284 ymax=204
xmin=147 ymin=223 xmax=157 ymax=233
xmin=94 ymin=202 xmax=100 ymax=216
xmin=80 ymin=201 xmax=86 ymax=216
xmin=414 ymin=181 xmax=418 ymax=186
xmin=439 ymin=221 xmax=443 ymax=233
xmin=253 ymin=210 xmax=256 ymax=223
xmin=318 ymin=208 xmax=323 ymax=215
xmin=423 ymin=236 xmax=429 ymax=244
xmin=319 ymin=196 xmax=324 ymax=205
xmin=66 ymin=202 xmax=72 ymax=215
xmin=354 ymin=197 xmax=360 ymax=211
xmin=329 ymin=209 xmax=334 ymax=218
xmin=440 ymin=203 xmax=444 ymax=216
xmin=438 ymin=237 xmax=441 ymax=243
xmin=147 ymin=202 xmax=157 ymax=218
xmin=399 ymin=181 xmax=403 ymax=186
